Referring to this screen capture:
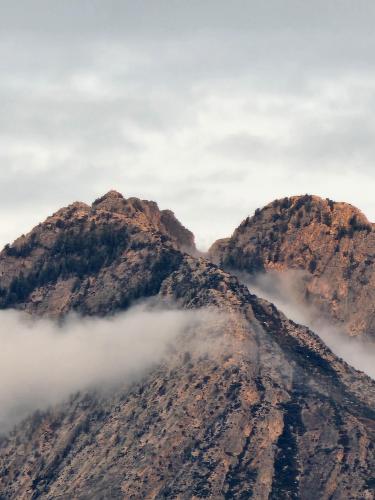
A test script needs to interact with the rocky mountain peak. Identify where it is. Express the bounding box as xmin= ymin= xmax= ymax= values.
xmin=237 ymin=194 xmax=371 ymax=236
xmin=0 ymin=192 xmax=195 ymax=316
xmin=91 ymin=189 xmax=125 ymax=210
xmin=90 ymin=192 xmax=196 ymax=251
xmin=209 ymin=194 xmax=375 ymax=339
xmin=96 ymin=189 xmax=124 ymax=201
